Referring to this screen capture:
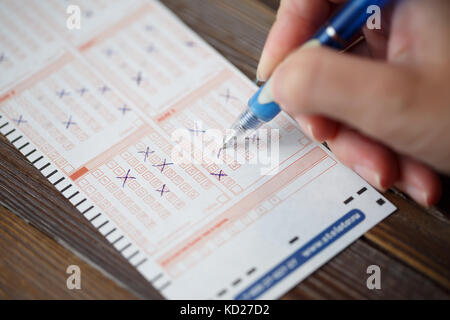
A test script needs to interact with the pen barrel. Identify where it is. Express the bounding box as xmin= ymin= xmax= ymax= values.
xmin=314 ymin=0 xmax=391 ymax=48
